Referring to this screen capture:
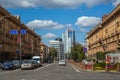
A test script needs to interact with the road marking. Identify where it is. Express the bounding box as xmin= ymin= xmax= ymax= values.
xmin=71 ymin=65 xmax=80 ymax=72
xmin=20 ymin=79 xmax=26 ymax=80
